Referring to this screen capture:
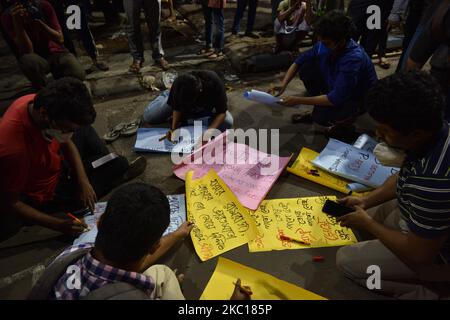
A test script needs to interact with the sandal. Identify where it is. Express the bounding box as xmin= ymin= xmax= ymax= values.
xmin=379 ymin=58 xmax=391 ymax=69
xmin=197 ymin=47 xmax=215 ymax=56
xmin=208 ymin=51 xmax=225 ymax=60
xmin=291 ymin=112 xmax=313 ymax=124
xmin=103 ymin=123 xmax=125 ymax=143
xmin=120 ymin=119 xmax=140 ymax=137
xmin=129 ymin=59 xmax=144 ymax=73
